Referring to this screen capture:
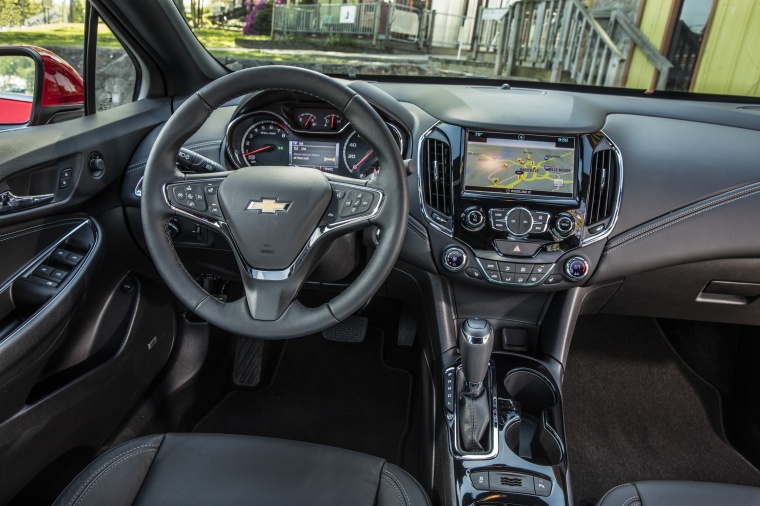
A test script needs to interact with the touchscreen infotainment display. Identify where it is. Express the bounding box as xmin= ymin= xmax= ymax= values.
xmin=464 ymin=132 xmax=576 ymax=198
